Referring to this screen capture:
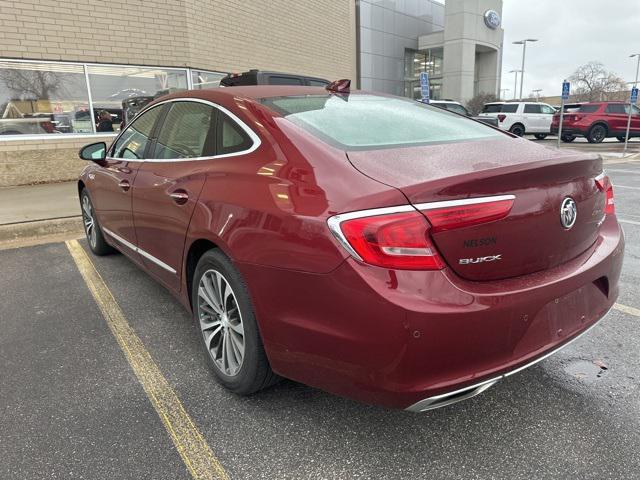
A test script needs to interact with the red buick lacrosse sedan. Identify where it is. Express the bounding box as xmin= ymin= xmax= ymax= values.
xmin=77 ymin=83 xmax=624 ymax=411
